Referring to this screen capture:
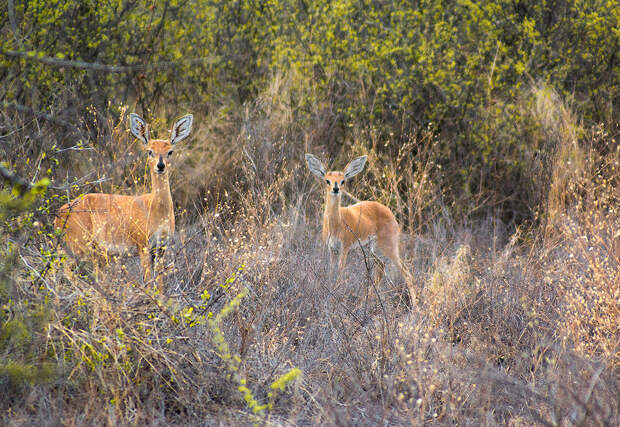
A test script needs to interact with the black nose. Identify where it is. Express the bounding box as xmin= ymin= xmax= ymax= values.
xmin=157 ymin=161 xmax=165 ymax=171
xmin=333 ymin=186 xmax=339 ymax=194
